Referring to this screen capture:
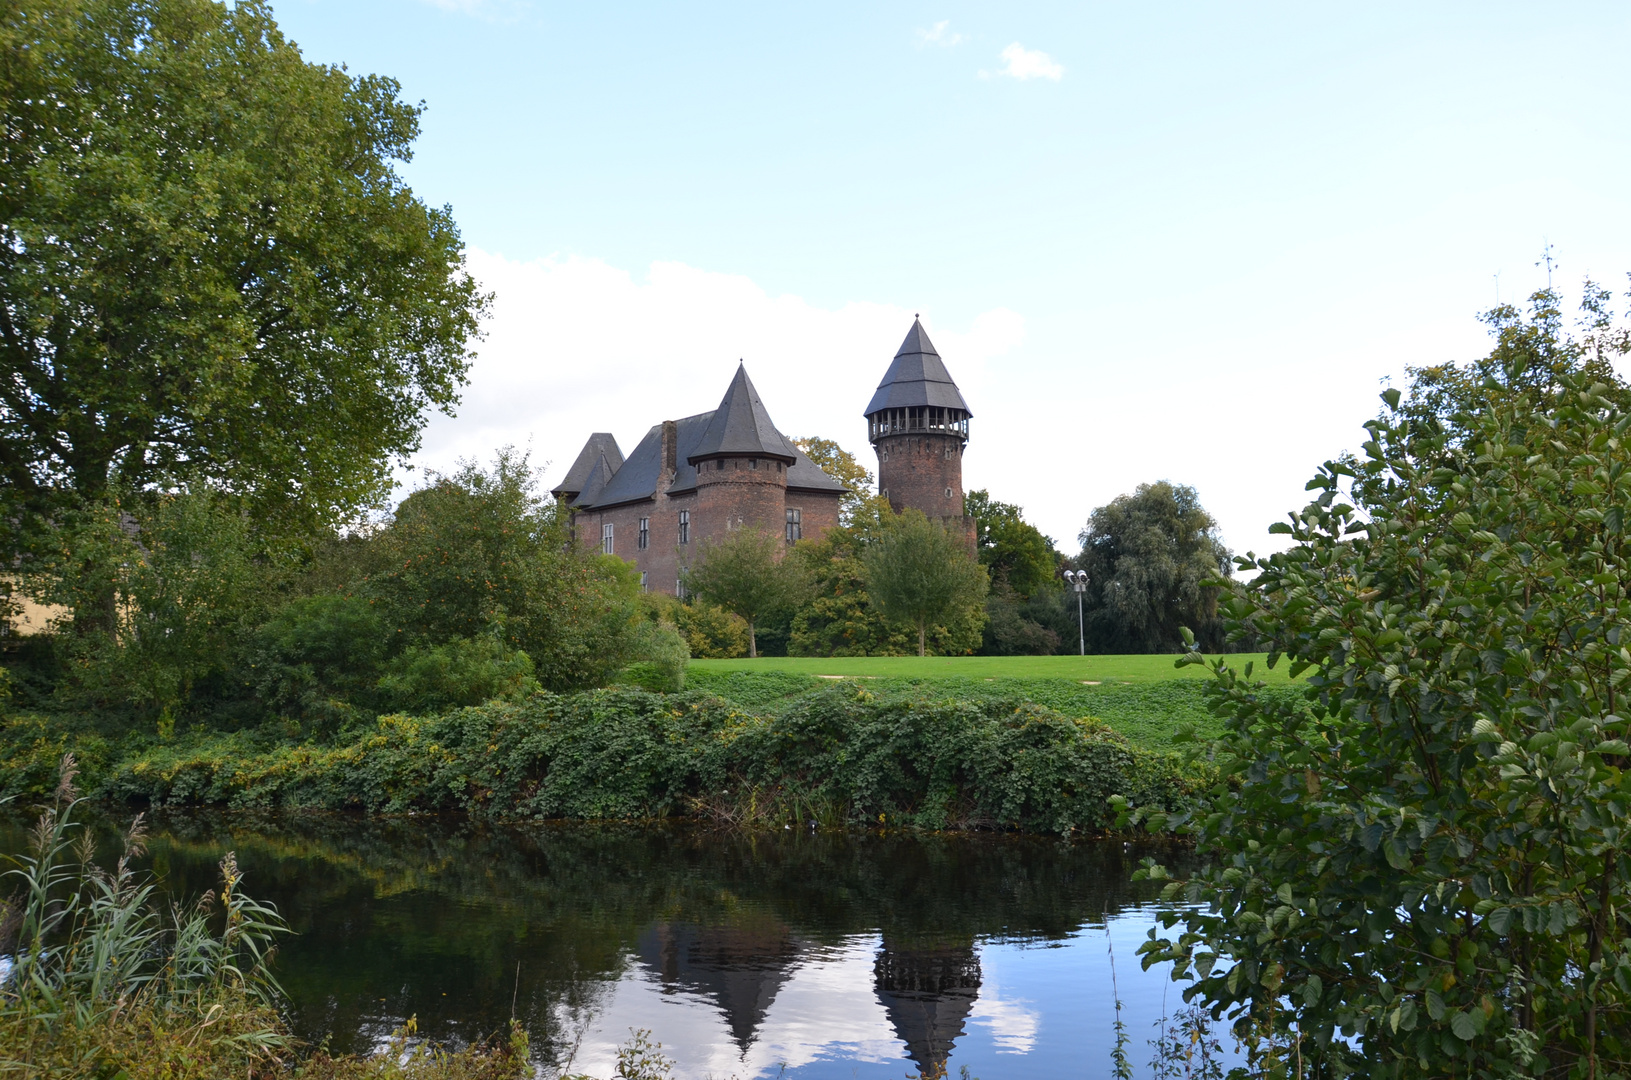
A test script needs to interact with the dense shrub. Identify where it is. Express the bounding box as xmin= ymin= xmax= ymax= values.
xmin=78 ymin=687 xmax=1205 ymax=834
xmin=1138 ymin=290 xmax=1631 ymax=1076
xmin=251 ymin=593 xmax=393 ymax=732
xmin=376 ymin=635 xmax=540 ymax=713
xmin=354 ymin=451 xmax=642 ymax=692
